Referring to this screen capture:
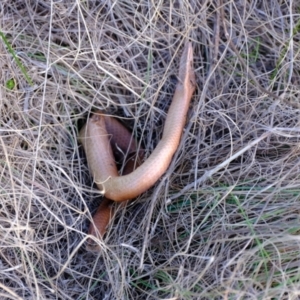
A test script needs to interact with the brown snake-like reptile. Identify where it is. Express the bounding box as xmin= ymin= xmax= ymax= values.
xmin=79 ymin=42 xmax=196 ymax=250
